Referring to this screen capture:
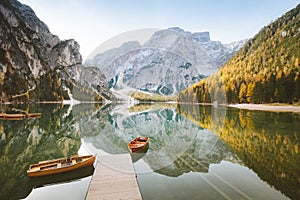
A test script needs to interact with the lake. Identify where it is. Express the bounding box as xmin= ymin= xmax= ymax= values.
xmin=0 ymin=103 xmax=299 ymax=199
